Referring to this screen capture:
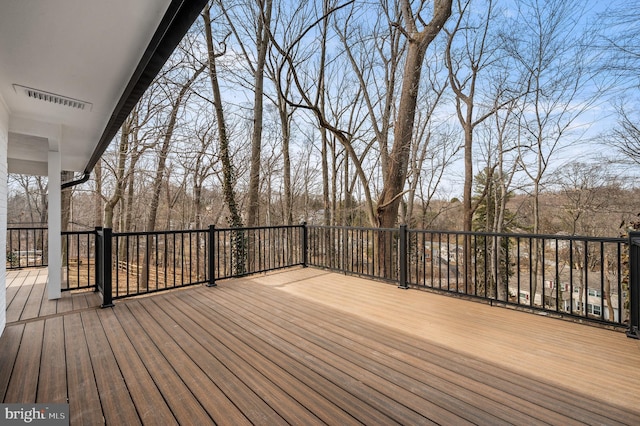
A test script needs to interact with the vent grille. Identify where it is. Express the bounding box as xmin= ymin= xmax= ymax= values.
xmin=13 ymin=85 xmax=92 ymax=111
